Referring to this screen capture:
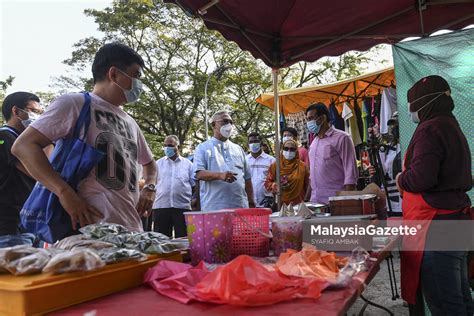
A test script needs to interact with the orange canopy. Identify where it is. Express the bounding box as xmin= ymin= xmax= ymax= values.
xmin=256 ymin=67 xmax=394 ymax=115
